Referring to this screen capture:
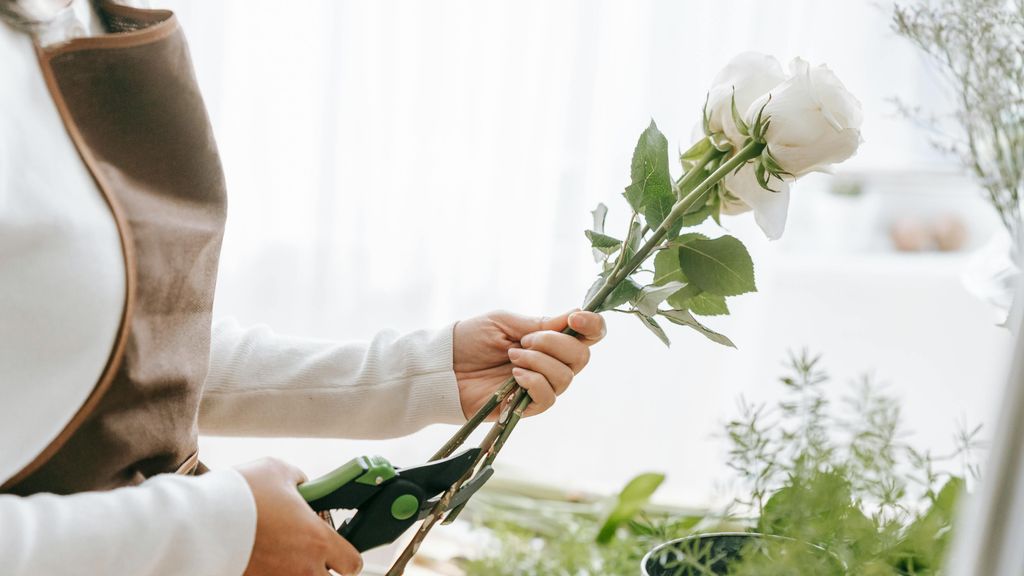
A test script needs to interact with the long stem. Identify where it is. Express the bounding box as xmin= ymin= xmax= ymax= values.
xmin=430 ymin=378 xmax=517 ymax=461
xmin=441 ymin=388 xmax=531 ymax=524
xmin=429 ymin=146 xmax=723 ymax=462
xmin=386 ymin=390 xmax=524 ymax=575
xmin=388 ymin=140 xmax=764 ymax=575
